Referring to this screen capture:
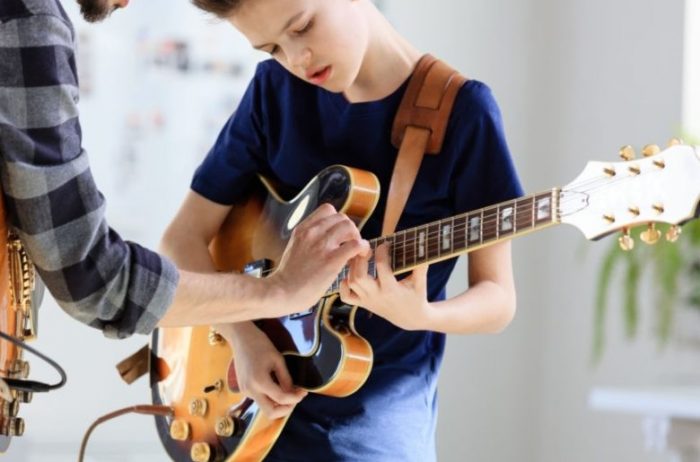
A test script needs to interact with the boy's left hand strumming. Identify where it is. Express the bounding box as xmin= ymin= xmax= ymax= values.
xmin=340 ymin=243 xmax=431 ymax=330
